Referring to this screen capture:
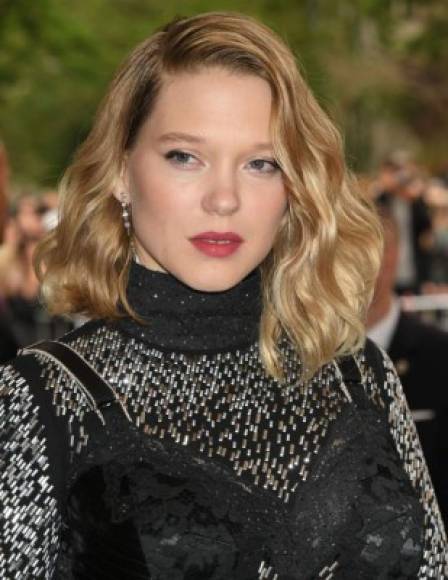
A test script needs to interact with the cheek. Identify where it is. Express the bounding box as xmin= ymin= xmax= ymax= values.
xmin=131 ymin=182 xmax=195 ymax=240
xmin=130 ymin=168 xmax=173 ymax=220
xmin=129 ymin=152 xmax=168 ymax=207
xmin=253 ymin=186 xmax=288 ymax=234
xmin=129 ymin=158 xmax=198 ymax=224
